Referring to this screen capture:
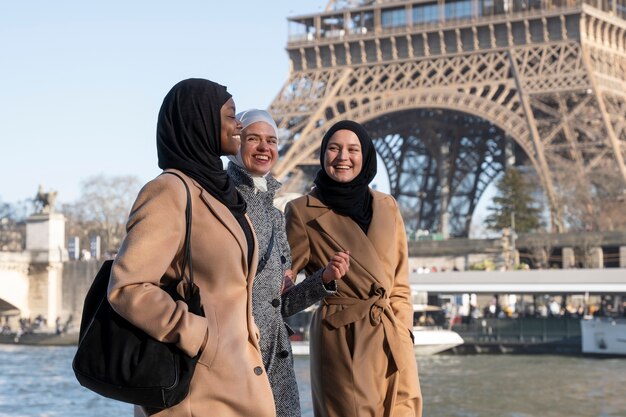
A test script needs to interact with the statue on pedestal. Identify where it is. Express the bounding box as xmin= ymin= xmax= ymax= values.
xmin=34 ymin=185 xmax=58 ymax=214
